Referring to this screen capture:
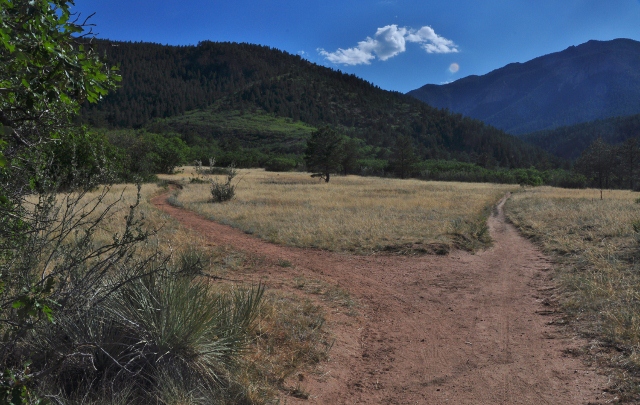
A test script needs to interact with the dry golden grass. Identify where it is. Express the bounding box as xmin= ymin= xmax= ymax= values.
xmin=161 ymin=167 xmax=514 ymax=253
xmin=59 ymin=182 xmax=330 ymax=404
xmin=506 ymin=186 xmax=640 ymax=400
